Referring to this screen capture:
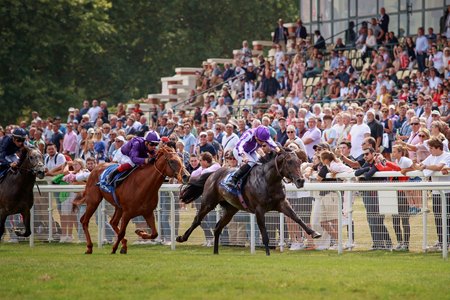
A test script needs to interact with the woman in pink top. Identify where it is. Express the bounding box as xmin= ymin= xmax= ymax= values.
xmin=402 ymin=128 xmax=430 ymax=163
